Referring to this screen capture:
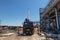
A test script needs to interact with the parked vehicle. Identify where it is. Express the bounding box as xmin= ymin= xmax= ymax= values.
xmin=17 ymin=18 xmax=34 ymax=36
xmin=23 ymin=18 xmax=34 ymax=36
